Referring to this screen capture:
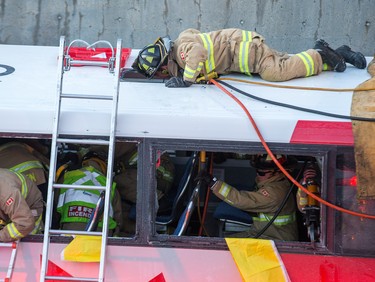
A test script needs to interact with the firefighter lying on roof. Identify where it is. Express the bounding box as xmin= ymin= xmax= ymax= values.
xmin=0 ymin=169 xmax=44 ymax=242
xmin=131 ymin=28 xmax=366 ymax=87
